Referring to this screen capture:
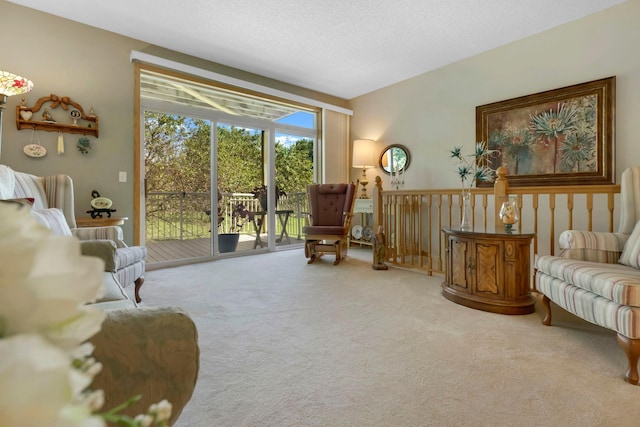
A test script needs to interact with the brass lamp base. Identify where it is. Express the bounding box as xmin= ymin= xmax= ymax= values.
xmin=359 ymin=169 xmax=369 ymax=199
